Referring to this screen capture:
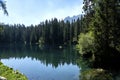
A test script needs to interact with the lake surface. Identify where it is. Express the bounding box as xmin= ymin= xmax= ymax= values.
xmin=0 ymin=44 xmax=80 ymax=80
